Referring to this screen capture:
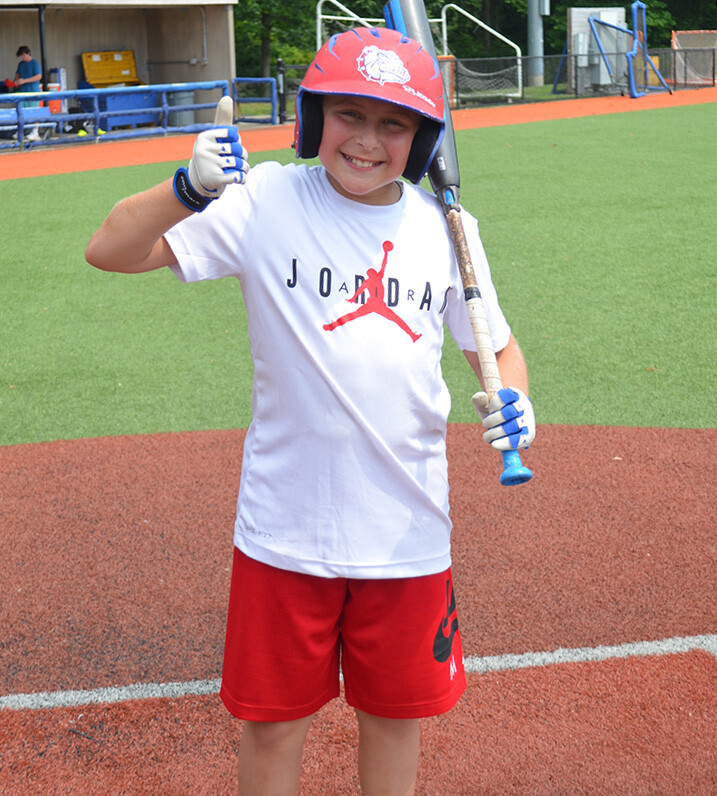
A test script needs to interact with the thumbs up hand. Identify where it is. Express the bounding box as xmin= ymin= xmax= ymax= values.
xmin=186 ymin=95 xmax=249 ymax=200
xmin=174 ymin=97 xmax=249 ymax=212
